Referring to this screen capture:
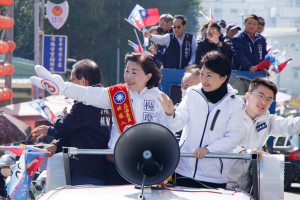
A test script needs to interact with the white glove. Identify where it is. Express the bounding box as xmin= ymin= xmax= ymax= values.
xmin=30 ymin=65 xmax=68 ymax=95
